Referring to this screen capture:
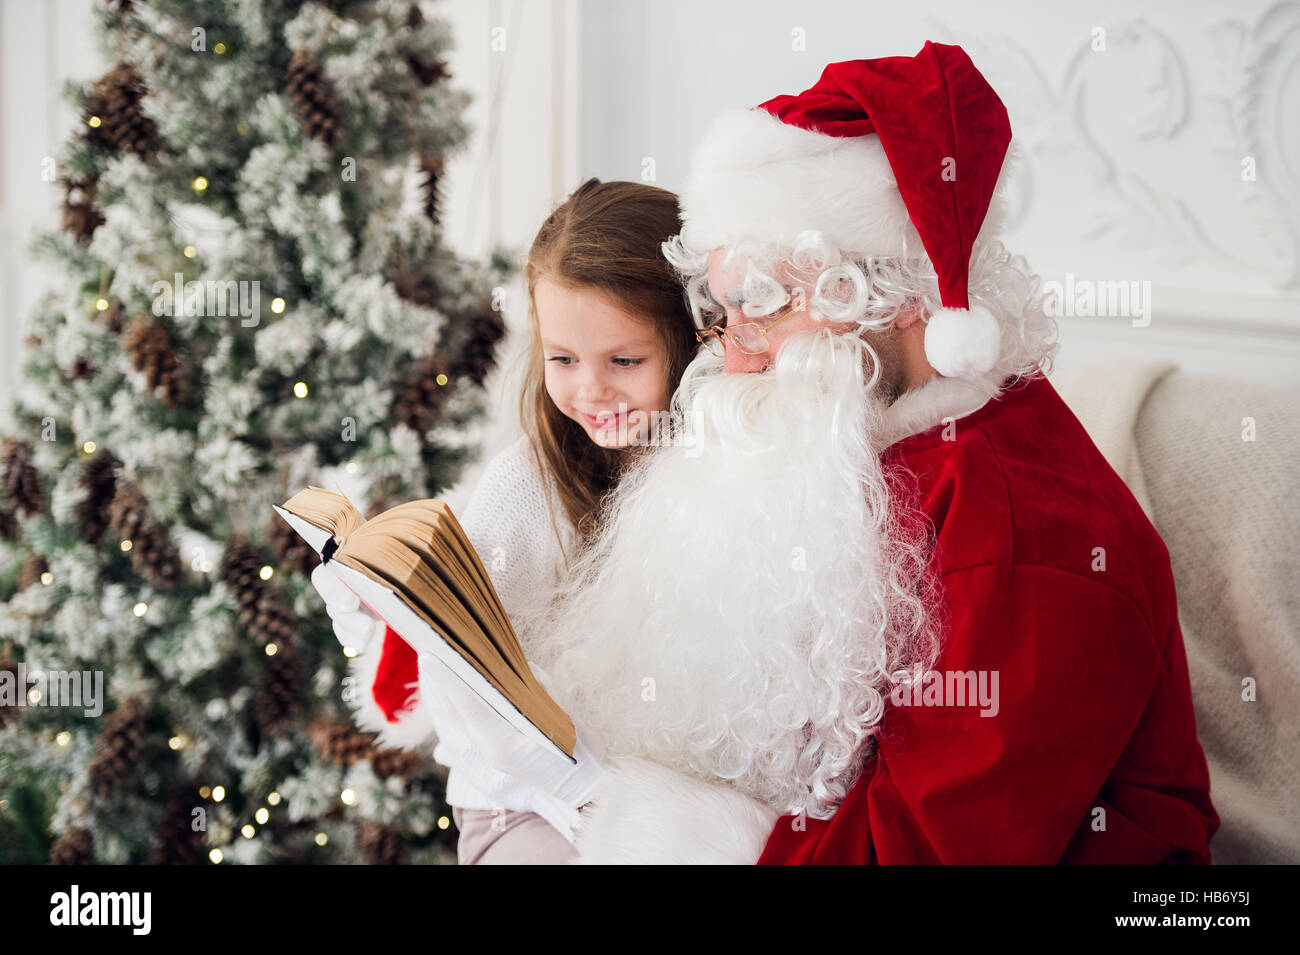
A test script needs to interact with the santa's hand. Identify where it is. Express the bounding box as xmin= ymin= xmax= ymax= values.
xmin=310 ymin=562 xmax=385 ymax=653
xmin=427 ymin=720 xmax=585 ymax=842
xmin=418 ymin=653 xmax=605 ymax=812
